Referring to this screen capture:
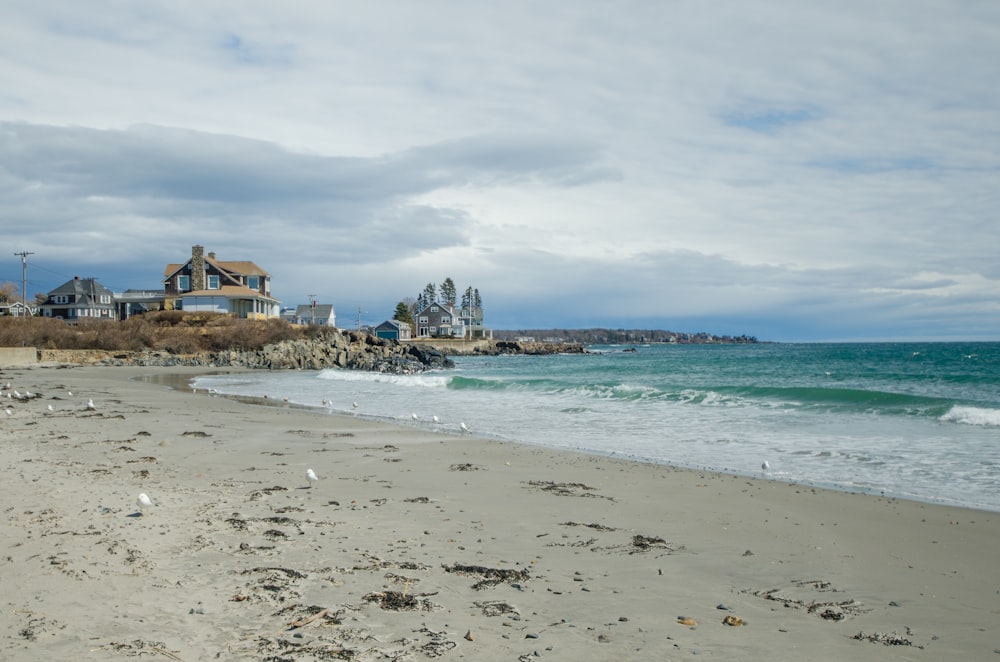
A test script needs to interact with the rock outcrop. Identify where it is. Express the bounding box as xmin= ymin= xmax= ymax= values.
xmin=38 ymin=331 xmax=454 ymax=373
